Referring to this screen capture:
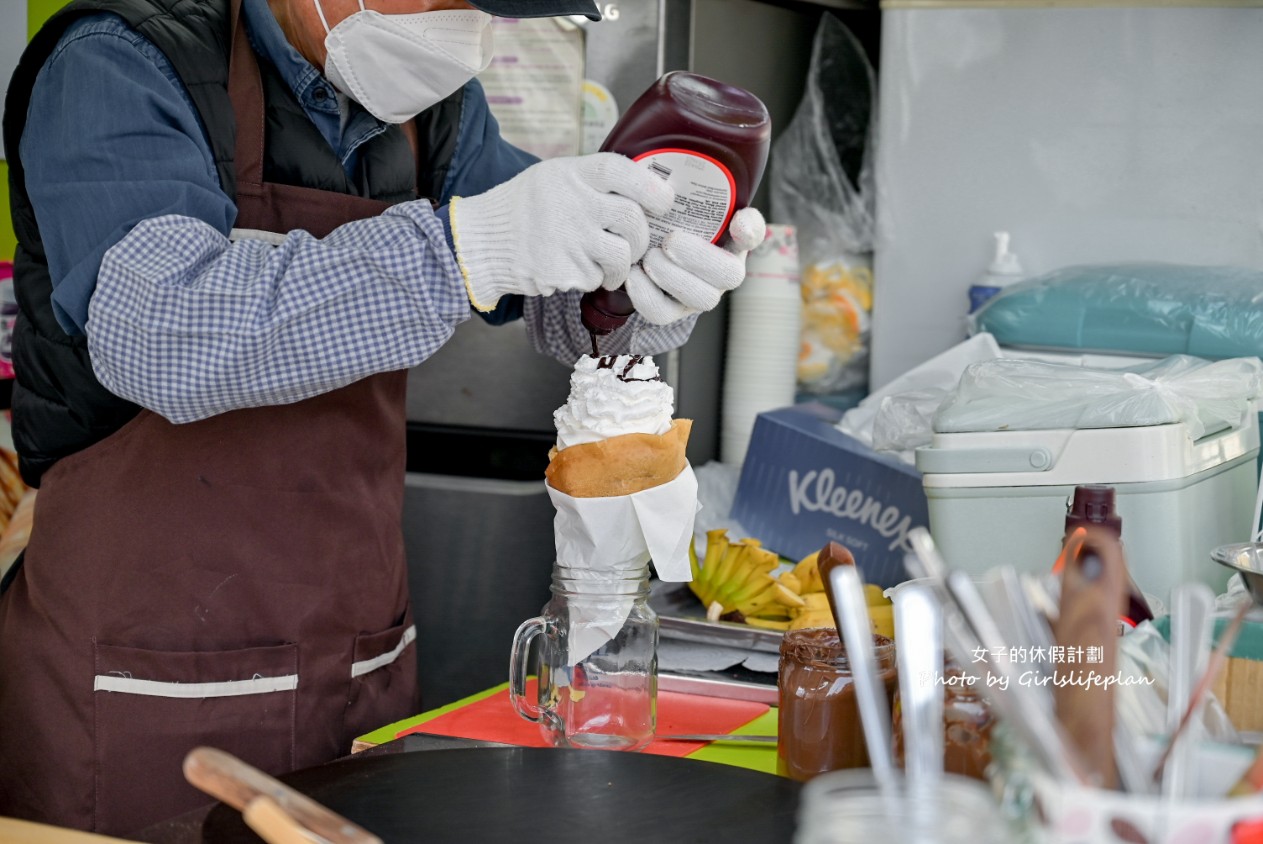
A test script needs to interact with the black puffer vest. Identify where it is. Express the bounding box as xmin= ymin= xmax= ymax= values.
xmin=3 ymin=0 xmax=463 ymax=486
